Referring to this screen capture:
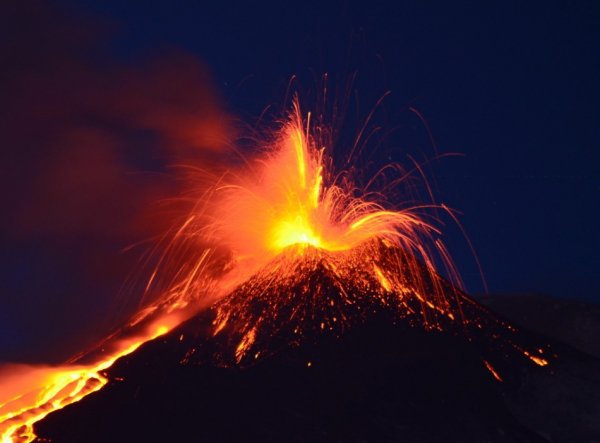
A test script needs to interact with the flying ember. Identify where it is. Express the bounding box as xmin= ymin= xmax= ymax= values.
xmin=0 ymin=97 xmax=551 ymax=443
